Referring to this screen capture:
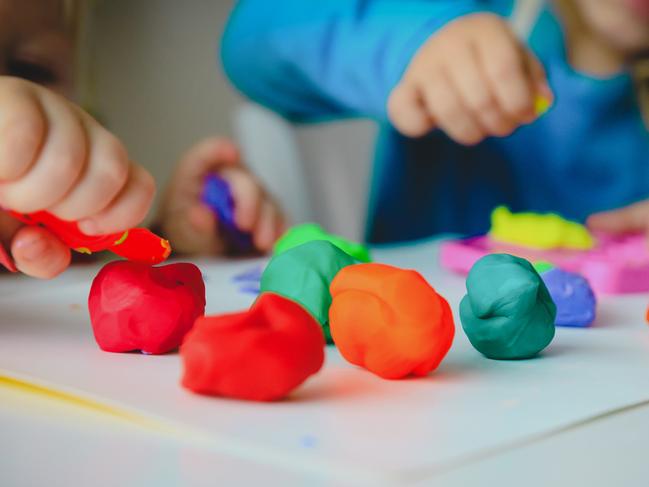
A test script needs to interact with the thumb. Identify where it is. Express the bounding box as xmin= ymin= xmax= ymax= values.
xmin=0 ymin=210 xmax=71 ymax=278
xmin=11 ymin=226 xmax=71 ymax=279
xmin=587 ymin=201 xmax=649 ymax=236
